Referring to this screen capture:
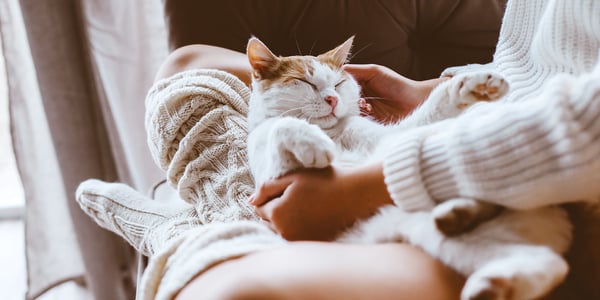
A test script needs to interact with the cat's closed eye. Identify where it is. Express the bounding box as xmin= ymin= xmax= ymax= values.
xmin=293 ymin=77 xmax=318 ymax=90
xmin=335 ymin=79 xmax=347 ymax=89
